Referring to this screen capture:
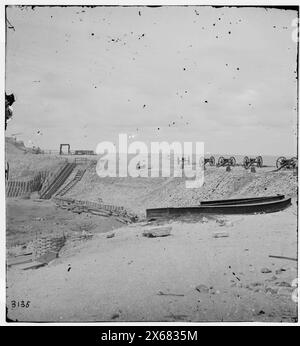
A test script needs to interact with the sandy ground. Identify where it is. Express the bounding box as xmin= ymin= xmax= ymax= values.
xmin=6 ymin=199 xmax=123 ymax=248
xmin=7 ymin=200 xmax=297 ymax=322
xmin=5 ymin=140 xmax=298 ymax=322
